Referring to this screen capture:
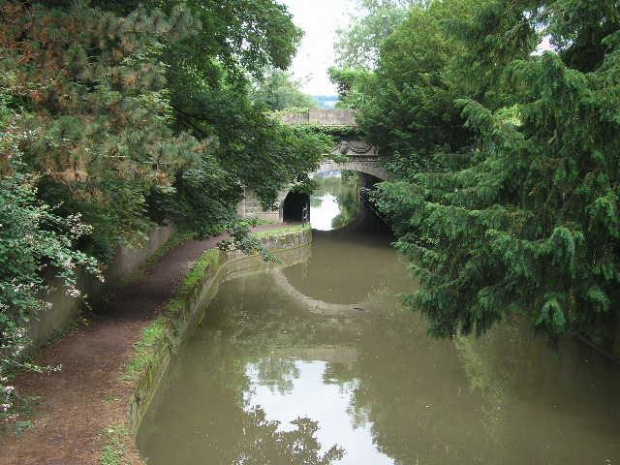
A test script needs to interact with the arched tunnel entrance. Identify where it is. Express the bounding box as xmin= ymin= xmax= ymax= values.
xmin=282 ymin=191 xmax=310 ymax=223
xmin=358 ymin=171 xmax=382 ymax=189
xmin=280 ymin=170 xmax=388 ymax=230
